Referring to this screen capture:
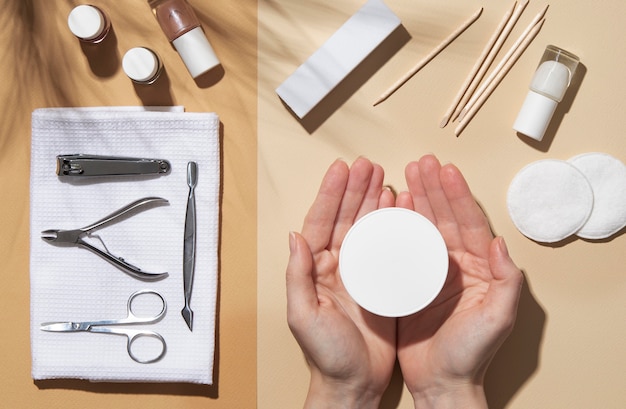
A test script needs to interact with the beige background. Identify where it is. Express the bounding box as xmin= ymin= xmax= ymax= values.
xmin=258 ymin=0 xmax=626 ymax=408
xmin=0 ymin=0 xmax=256 ymax=408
